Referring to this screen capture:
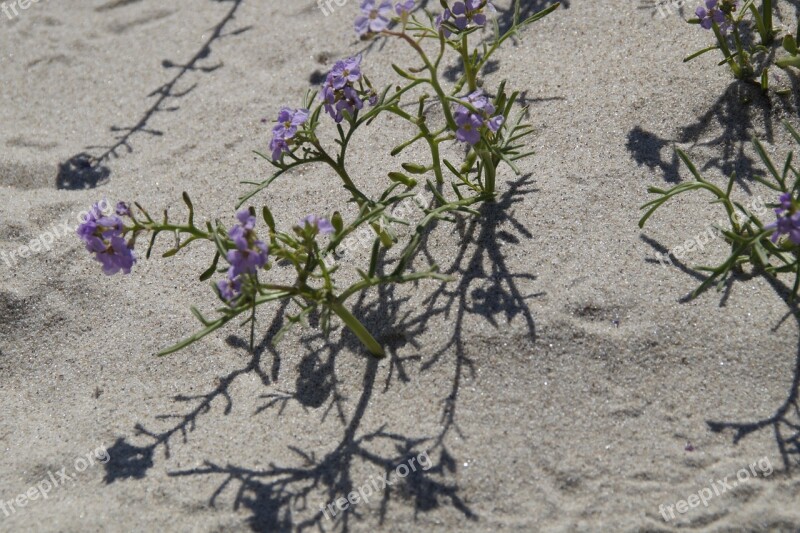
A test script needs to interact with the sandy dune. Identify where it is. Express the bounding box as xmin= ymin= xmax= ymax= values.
xmin=1 ymin=0 xmax=799 ymax=531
